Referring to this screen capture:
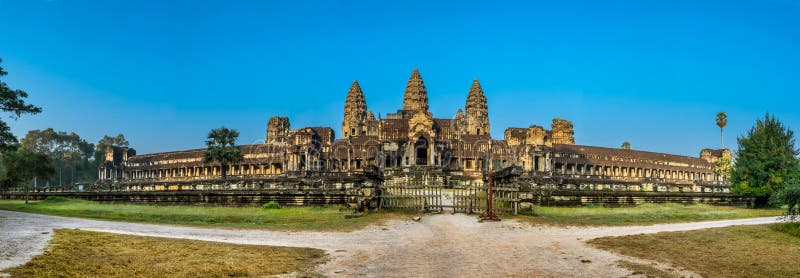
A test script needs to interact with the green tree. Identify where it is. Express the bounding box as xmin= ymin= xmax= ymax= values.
xmin=0 ymin=58 xmax=42 ymax=152
xmin=621 ymin=141 xmax=631 ymax=150
xmin=203 ymin=127 xmax=243 ymax=179
xmin=0 ymin=143 xmax=20 ymax=189
xmin=716 ymin=112 xmax=728 ymax=148
xmin=4 ymin=148 xmax=55 ymax=203
xmin=20 ymin=128 xmax=95 ymax=186
xmin=731 ymin=113 xmax=800 ymax=207
xmin=714 ymin=156 xmax=733 ymax=181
